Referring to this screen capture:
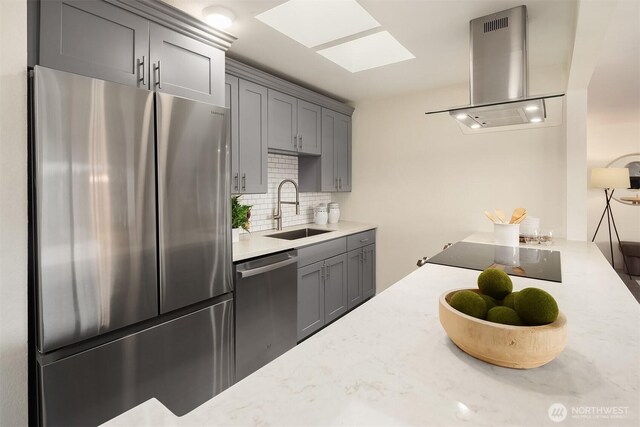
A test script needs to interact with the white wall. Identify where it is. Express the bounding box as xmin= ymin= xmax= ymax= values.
xmin=337 ymin=83 xmax=567 ymax=291
xmin=586 ymin=0 xmax=640 ymax=267
xmin=237 ymin=153 xmax=332 ymax=232
xmin=0 ymin=0 xmax=28 ymax=425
